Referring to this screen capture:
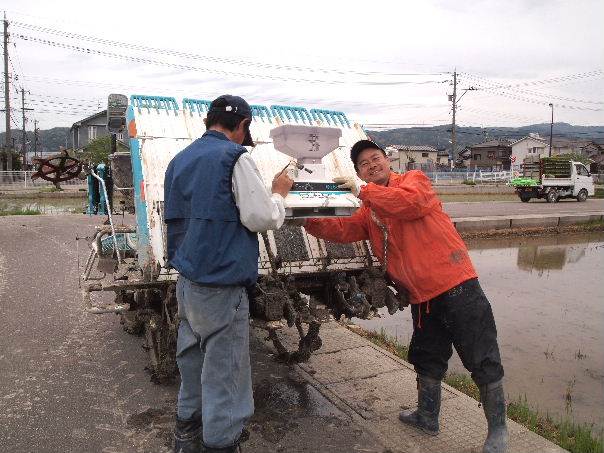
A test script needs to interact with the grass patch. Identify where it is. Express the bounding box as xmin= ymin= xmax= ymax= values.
xmin=462 ymin=179 xmax=476 ymax=185
xmin=443 ymin=373 xmax=481 ymax=401
xmin=439 ymin=193 xmax=517 ymax=202
xmin=595 ymin=187 xmax=604 ymax=199
xmin=348 ymin=326 xmax=409 ymax=361
xmin=0 ymin=207 xmax=41 ymax=216
xmin=345 ymin=322 xmax=604 ymax=453
xmin=507 ymin=396 xmax=603 ymax=453
xmin=38 ymin=186 xmax=64 ymax=193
